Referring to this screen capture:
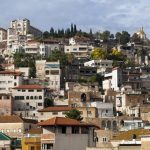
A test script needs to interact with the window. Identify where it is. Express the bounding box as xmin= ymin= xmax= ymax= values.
xmin=45 ymin=70 xmax=49 ymax=75
xmin=28 ymin=90 xmax=34 ymax=92
xmin=62 ymin=126 xmax=66 ymax=134
xmin=26 ymin=96 xmax=29 ymax=99
xmin=38 ymin=103 xmax=42 ymax=106
xmin=51 ymin=70 xmax=59 ymax=75
xmin=26 ymin=103 xmax=29 ymax=106
xmin=22 ymin=89 xmax=26 ymax=92
xmin=103 ymin=137 xmax=107 ymax=142
xmin=39 ymin=96 xmax=42 ymax=99
xmin=72 ymin=127 xmax=79 ymax=134
xmin=14 ymin=82 xmax=17 ymax=86
xmin=34 ymin=96 xmax=37 ymax=99
xmin=31 ymin=146 xmax=34 ymax=150
xmin=30 ymin=96 xmax=33 ymax=99
xmin=14 ymin=76 xmax=17 ymax=79
xmin=37 ymin=89 xmax=42 ymax=92
xmin=52 ymin=112 xmax=58 ymax=115
xmin=87 ymin=111 xmax=92 ymax=115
